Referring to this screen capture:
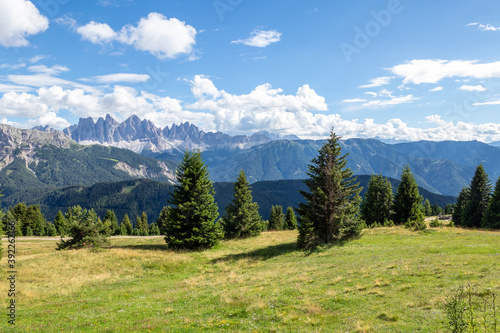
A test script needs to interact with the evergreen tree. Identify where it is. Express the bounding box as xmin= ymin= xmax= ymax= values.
xmin=284 ymin=207 xmax=297 ymax=230
xmin=156 ymin=206 xmax=170 ymax=235
xmin=26 ymin=205 xmax=46 ymax=236
xmin=268 ymin=206 xmax=284 ymax=230
xmin=453 ymin=187 xmax=470 ymax=226
xmin=57 ymin=206 xmax=110 ymax=250
xmin=360 ymin=174 xmax=393 ymax=226
xmin=103 ymin=210 xmax=120 ymax=236
xmin=463 ymin=165 xmax=492 ymax=228
xmin=26 ymin=226 xmax=33 ymax=236
xmin=423 ymin=199 xmax=433 ymax=216
xmin=393 ymin=166 xmax=424 ymax=224
xmin=11 ymin=203 xmax=27 ymax=234
xmin=482 ymin=176 xmax=500 ymax=229
xmin=46 ymin=222 xmax=57 ymax=236
xmin=54 ymin=211 xmax=67 ymax=236
xmin=164 ymin=151 xmax=223 ymax=249
xmin=120 ymin=222 xmax=127 ymax=235
xmin=444 ymin=204 xmax=453 ymax=215
xmin=296 ymin=131 xmax=363 ymax=249
xmin=140 ymin=212 xmax=149 ymax=236
xmin=223 ymin=170 xmax=263 ymax=239
xmin=3 ymin=211 xmax=22 ymax=236
xmin=122 ymin=214 xmax=133 ymax=235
